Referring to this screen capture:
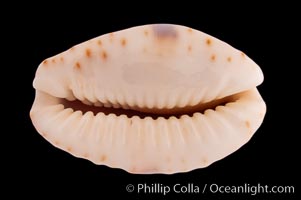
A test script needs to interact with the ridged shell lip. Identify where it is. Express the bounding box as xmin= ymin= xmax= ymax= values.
xmin=34 ymin=89 xmax=240 ymax=119
xmin=30 ymin=88 xmax=266 ymax=174
xmin=50 ymin=90 xmax=242 ymax=118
